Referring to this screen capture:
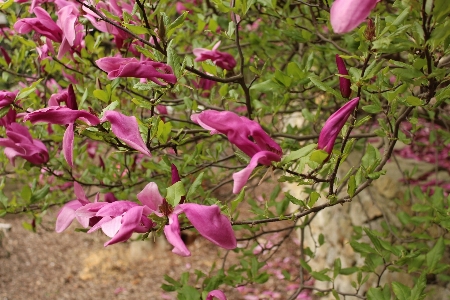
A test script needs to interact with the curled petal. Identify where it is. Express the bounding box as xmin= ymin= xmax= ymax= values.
xmin=63 ymin=123 xmax=74 ymax=167
xmin=330 ymin=0 xmax=379 ymax=34
xmin=137 ymin=182 xmax=164 ymax=212
xmin=24 ymin=106 xmax=100 ymax=126
xmin=164 ymin=213 xmax=191 ymax=257
xmin=96 ymin=57 xmax=177 ymax=86
xmin=104 ymin=206 xmax=145 ymax=247
xmin=232 ymin=151 xmax=281 ymax=194
xmin=55 ymin=200 xmax=83 ymax=232
xmin=101 ymin=111 xmax=151 ymax=156
xmin=318 ymin=97 xmax=360 ymax=154
xmin=179 ymin=203 xmax=236 ymax=250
